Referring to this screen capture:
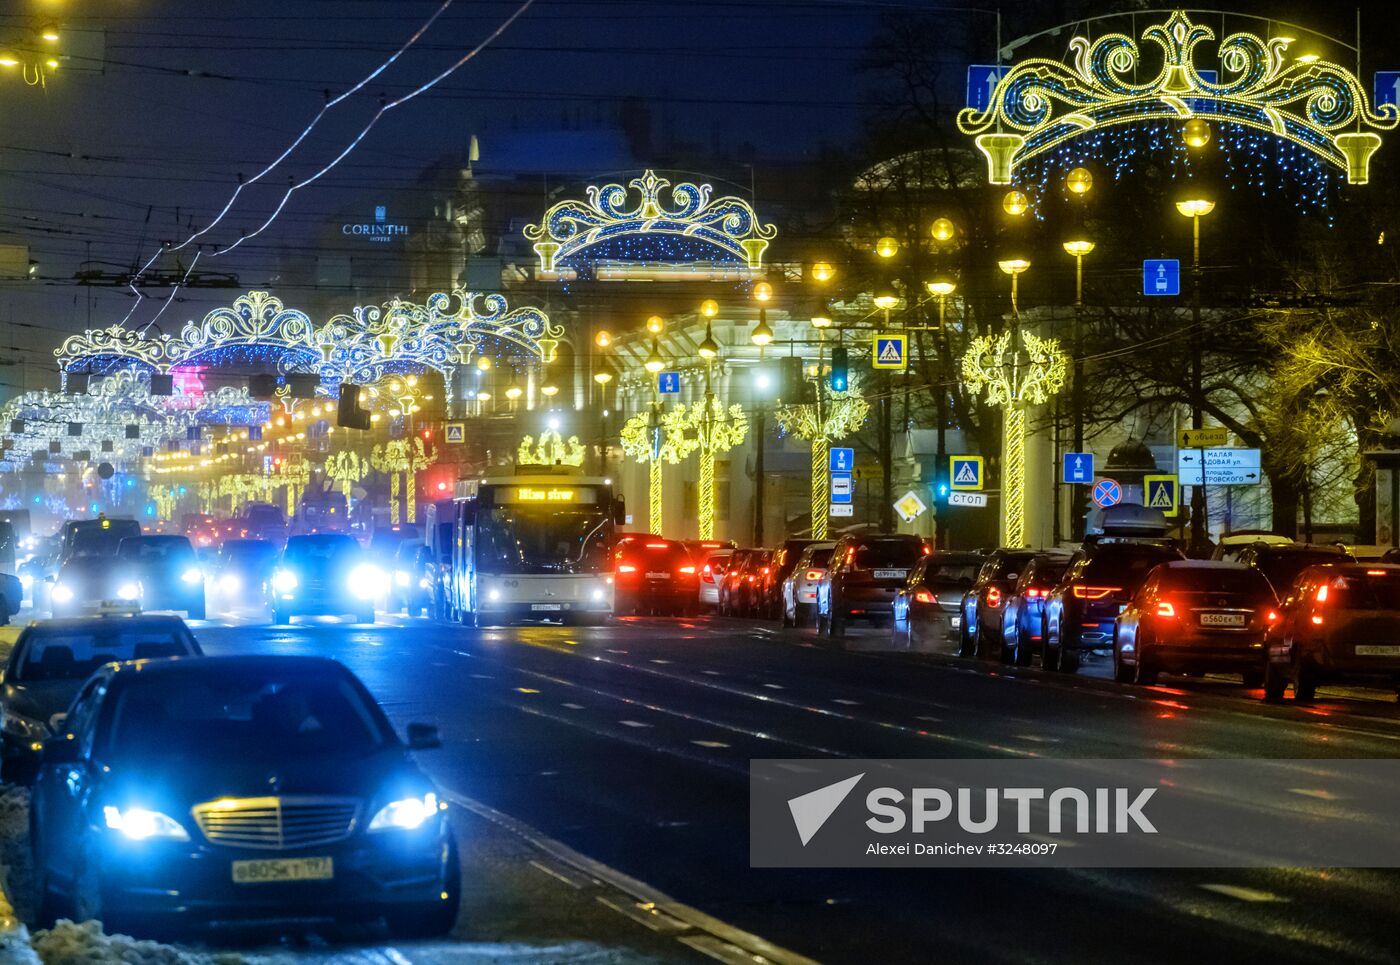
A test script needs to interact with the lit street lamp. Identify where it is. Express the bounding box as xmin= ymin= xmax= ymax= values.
xmin=1177 ymin=196 xmax=1215 ymax=552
